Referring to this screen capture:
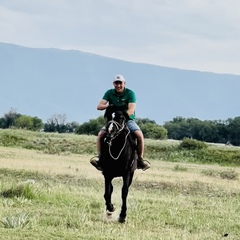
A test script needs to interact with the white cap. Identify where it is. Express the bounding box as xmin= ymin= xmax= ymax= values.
xmin=113 ymin=74 xmax=125 ymax=82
